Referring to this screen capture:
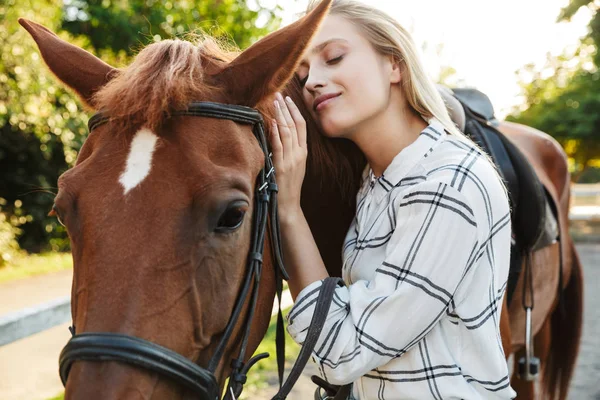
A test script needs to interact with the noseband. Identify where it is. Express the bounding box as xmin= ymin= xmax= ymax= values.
xmin=59 ymin=102 xmax=342 ymax=399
